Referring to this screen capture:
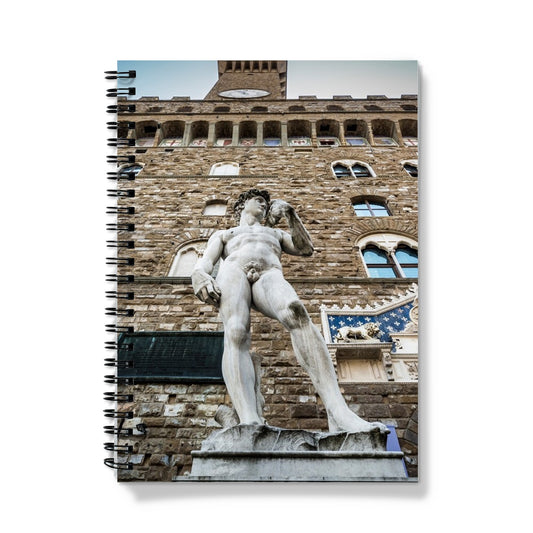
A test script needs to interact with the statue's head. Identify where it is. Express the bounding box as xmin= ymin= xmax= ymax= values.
xmin=233 ymin=189 xmax=271 ymax=222
xmin=366 ymin=323 xmax=380 ymax=337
